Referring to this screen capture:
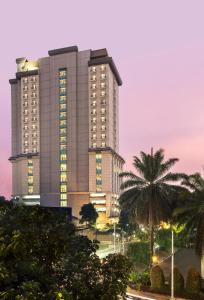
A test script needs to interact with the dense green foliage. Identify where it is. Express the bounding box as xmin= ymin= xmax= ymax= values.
xmin=119 ymin=149 xmax=186 ymax=264
xmin=174 ymin=173 xmax=204 ymax=256
xmin=129 ymin=271 xmax=150 ymax=290
xmin=150 ymin=266 xmax=165 ymax=290
xmin=127 ymin=242 xmax=149 ymax=266
xmin=186 ymin=267 xmax=201 ymax=295
xmin=79 ymin=203 xmax=98 ymax=226
xmin=0 ymin=201 xmax=130 ymax=299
